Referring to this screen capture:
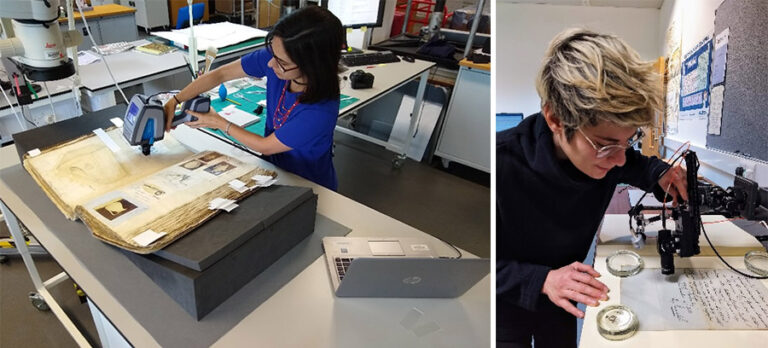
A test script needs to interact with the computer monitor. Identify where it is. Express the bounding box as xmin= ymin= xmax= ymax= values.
xmin=323 ymin=0 xmax=386 ymax=29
